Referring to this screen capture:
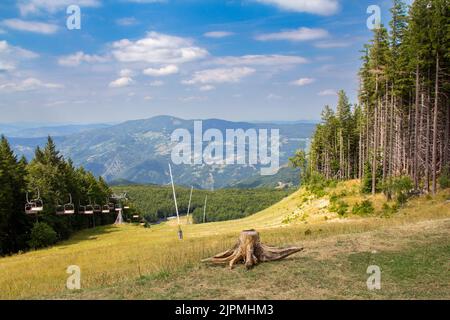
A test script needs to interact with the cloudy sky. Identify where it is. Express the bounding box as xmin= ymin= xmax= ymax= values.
xmin=0 ymin=0 xmax=398 ymax=124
